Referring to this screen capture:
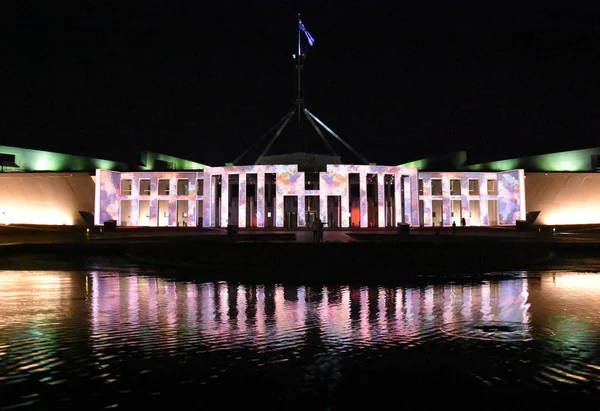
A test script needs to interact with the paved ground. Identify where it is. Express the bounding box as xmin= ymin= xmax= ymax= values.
xmin=3 ymin=223 xmax=600 ymax=246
